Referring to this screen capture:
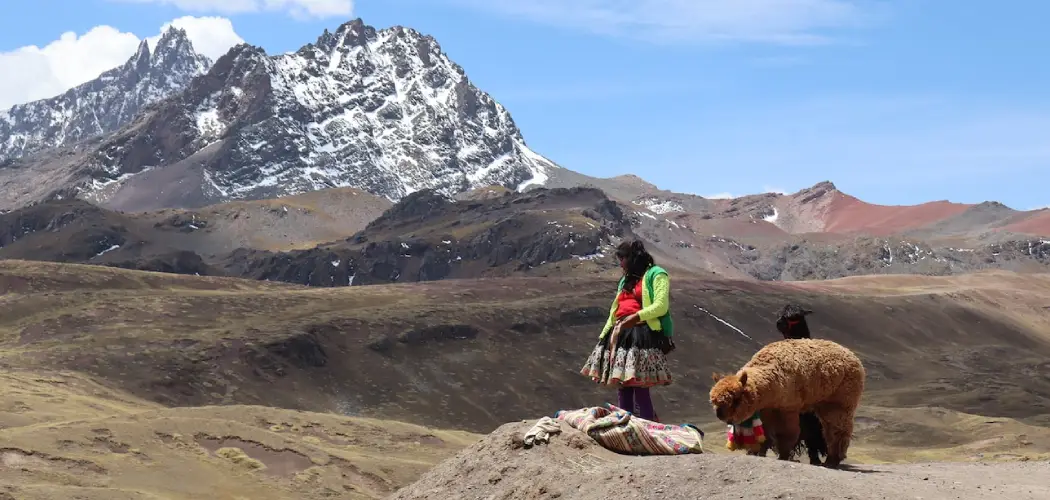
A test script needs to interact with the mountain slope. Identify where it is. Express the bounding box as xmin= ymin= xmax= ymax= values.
xmin=0 ymin=27 xmax=210 ymax=162
xmin=0 ymin=188 xmax=391 ymax=274
xmin=606 ymin=178 xmax=1049 ymax=240
xmin=4 ymin=18 xmax=556 ymax=212
xmin=1 ymin=184 xmax=1047 ymax=284
xmin=222 ymin=186 xmax=628 ymax=286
